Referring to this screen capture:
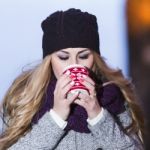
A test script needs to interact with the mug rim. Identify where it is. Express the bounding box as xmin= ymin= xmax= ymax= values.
xmin=62 ymin=64 xmax=86 ymax=73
